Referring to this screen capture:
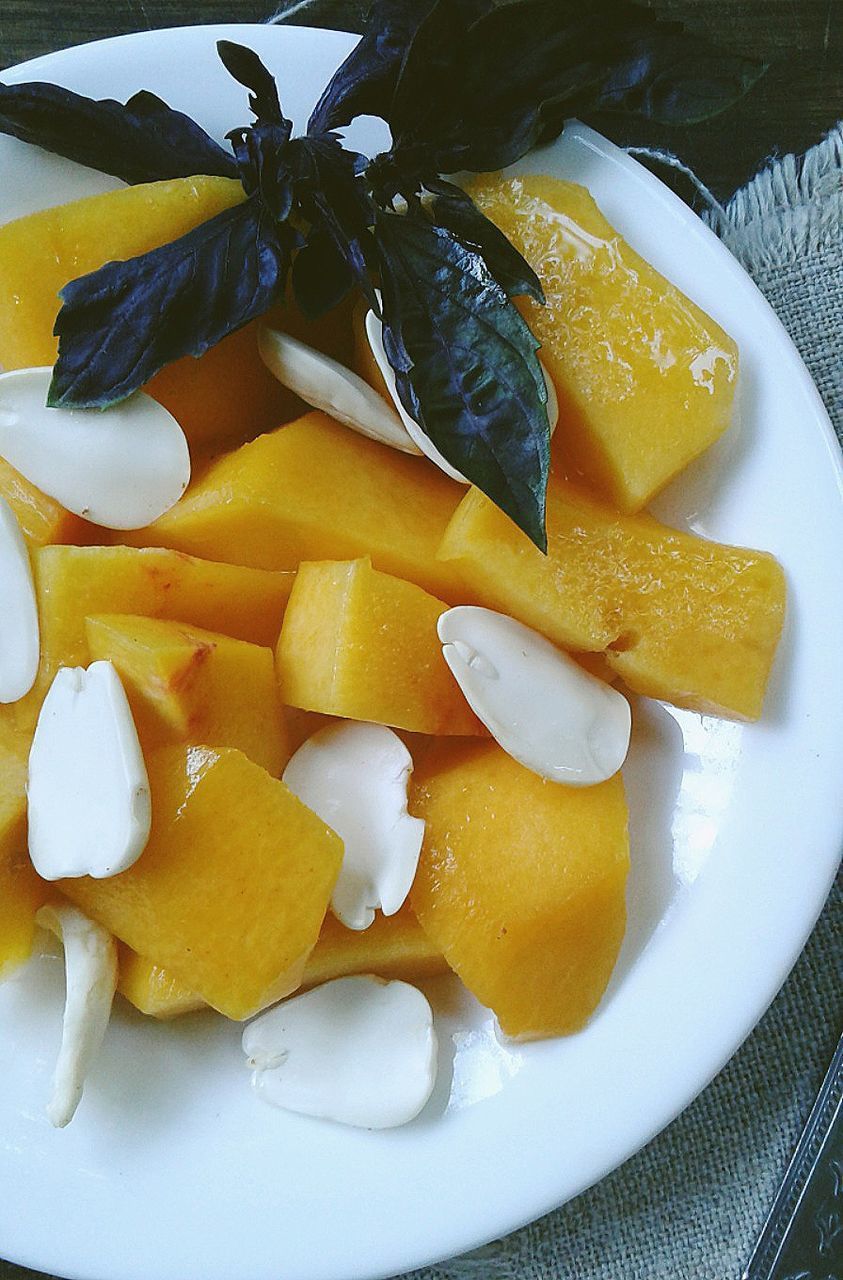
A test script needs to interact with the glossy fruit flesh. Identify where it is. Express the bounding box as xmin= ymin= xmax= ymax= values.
xmin=117 ymin=905 xmax=447 ymax=1019
xmin=61 ymin=745 xmax=343 ymax=1020
xmin=85 ymin=613 xmax=290 ymax=775
xmin=439 ymin=481 xmax=785 ymax=720
xmin=136 ymin=412 xmax=465 ymax=601
xmin=410 ymin=739 xmax=629 ymax=1039
xmin=276 ymin=557 xmax=483 ymax=735
xmin=469 ymin=174 xmax=738 ymax=512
